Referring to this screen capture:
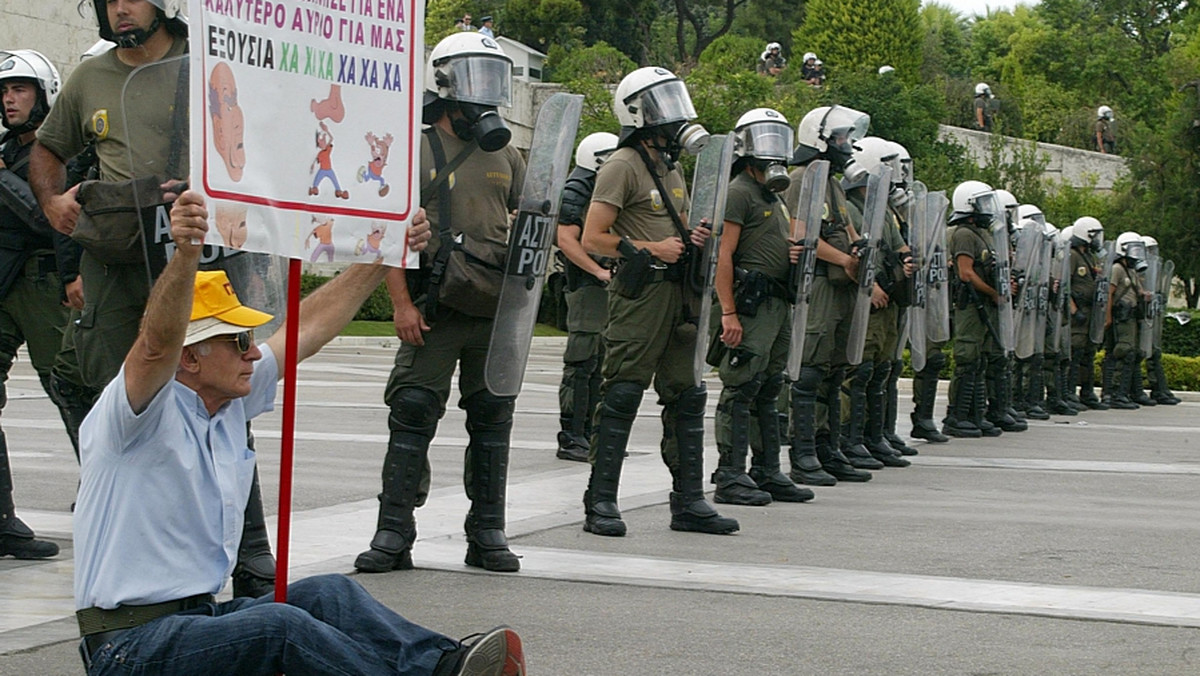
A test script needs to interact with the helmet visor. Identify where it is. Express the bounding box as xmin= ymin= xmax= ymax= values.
xmin=634 ymin=79 xmax=697 ymax=127
xmin=820 ymin=107 xmax=870 ymax=148
xmin=739 ymin=121 xmax=794 ymax=161
xmin=438 ymin=55 xmax=512 ymax=107
xmin=1123 ymin=241 xmax=1146 ymax=261
xmin=972 ymin=192 xmax=1001 ymax=221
